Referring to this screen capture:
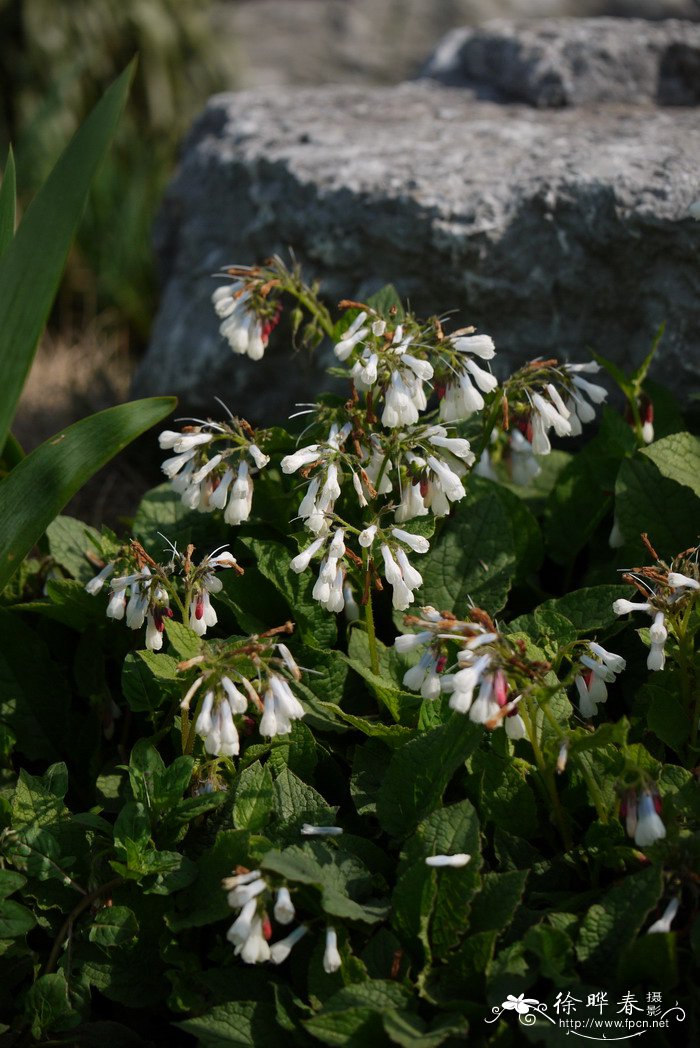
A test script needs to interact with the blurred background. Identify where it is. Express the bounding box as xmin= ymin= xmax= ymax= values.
xmin=2 ymin=0 xmax=698 ymax=490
